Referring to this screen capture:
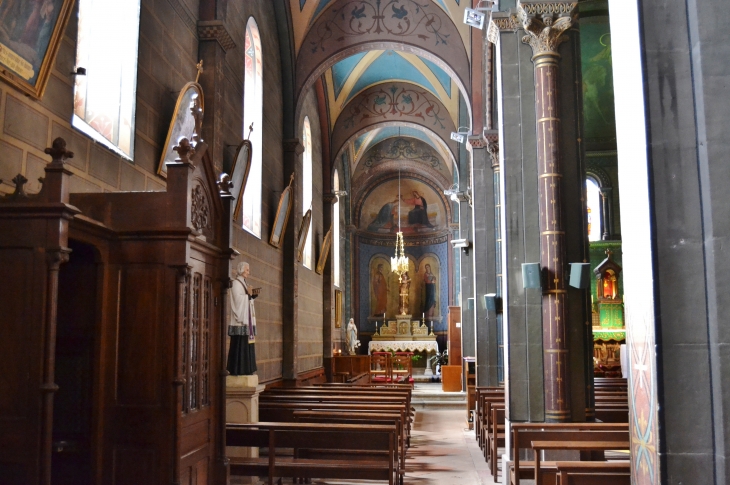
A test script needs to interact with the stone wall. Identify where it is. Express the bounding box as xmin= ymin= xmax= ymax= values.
xmin=297 ymin=87 xmax=325 ymax=374
xmin=0 ymin=0 xmax=324 ymax=385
